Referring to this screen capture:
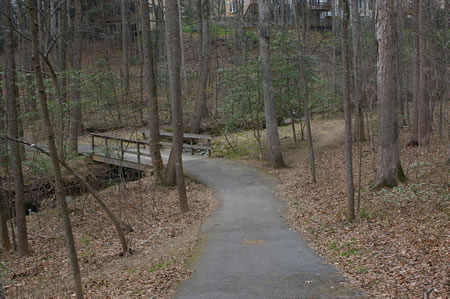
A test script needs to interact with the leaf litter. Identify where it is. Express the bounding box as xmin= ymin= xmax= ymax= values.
xmin=1 ymin=176 xmax=215 ymax=298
